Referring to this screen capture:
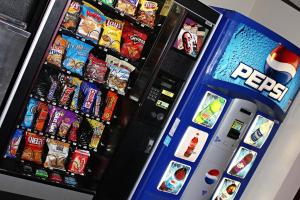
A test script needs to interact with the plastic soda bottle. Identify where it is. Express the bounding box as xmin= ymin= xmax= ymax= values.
xmin=184 ymin=133 xmax=199 ymax=157
xmin=229 ymin=153 xmax=253 ymax=175
xmin=251 ymin=120 xmax=273 ymax=143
